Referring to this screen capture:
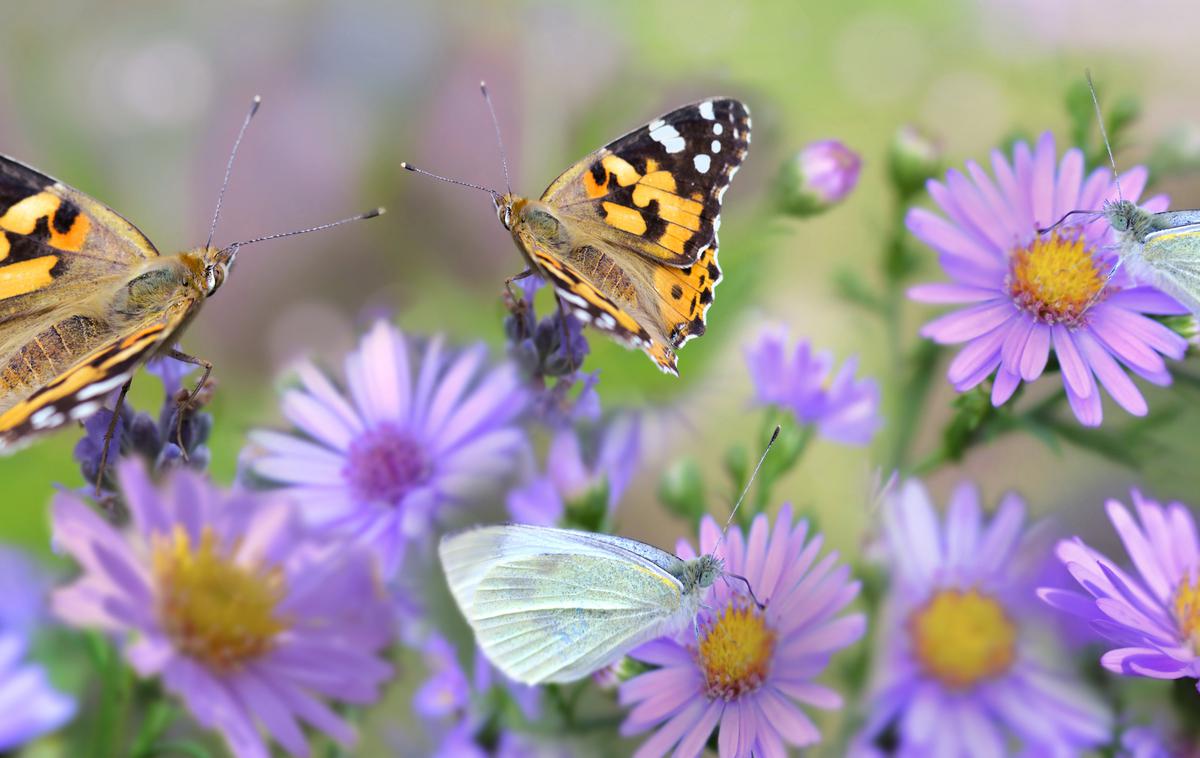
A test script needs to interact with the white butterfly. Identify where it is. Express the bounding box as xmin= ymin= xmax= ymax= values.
xmin=439 ymin=524 xmax=723 ymax=684
xmin=438 ymin=427 xmax=778 ymax=685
